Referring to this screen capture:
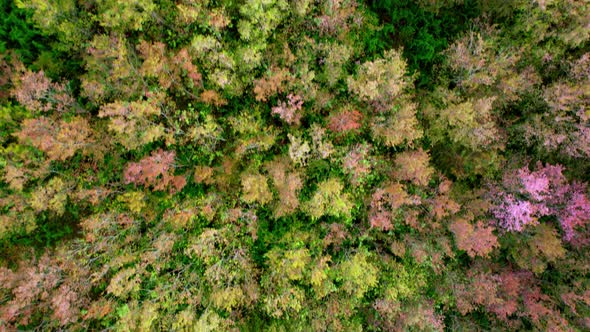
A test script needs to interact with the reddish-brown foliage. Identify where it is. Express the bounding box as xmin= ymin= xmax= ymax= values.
xmin=253 ymin=67 xmax=291 ymax=102
xmin=449 ymin=218 xmax=499 ymax=258
xmin=394 ymin=149 xmax=435 ymax=186
xmin=0 ymin=254 xmax=88 ymax=328
xmin=454 ymin=267 xmax=572 ymax=330
xmin=430 ymin=181 xmax=461 ymax=221
xmin=328 ymin=109 xmax=363 ymax=133
xmin=561 ymin=290 xmax=590 ymax=315
xmin=323 ymin=223 xmax=349 ymax=250
xmin=11 ymin=69 xmax=75 ymax=113
xmin=12 ymin=69 xmax=51 ymax=111
xmin=200 ymin=89 xmax=227 ymax=107
xmin=15 ymin=116 xmax=93 ymax=161
xmin=369 ymin=182 xmax=417 ymax=231
xmin=124 ymin=149 xmax=186 ymax=193
xmin=266 ymin=158 xmax=303 ymax=217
